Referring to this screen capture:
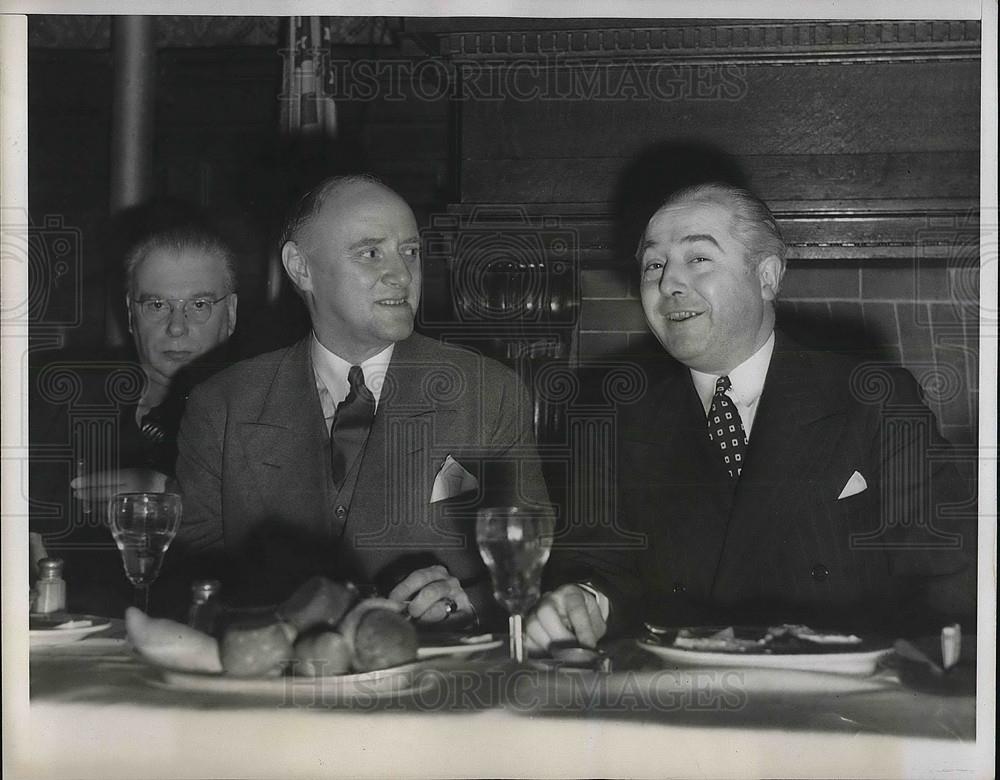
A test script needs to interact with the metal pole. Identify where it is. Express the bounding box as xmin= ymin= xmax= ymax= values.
xmin=110 ymin=16 xmax=155 ymax=212
xmin=107 ymin=15 xmax=155 ymax=347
